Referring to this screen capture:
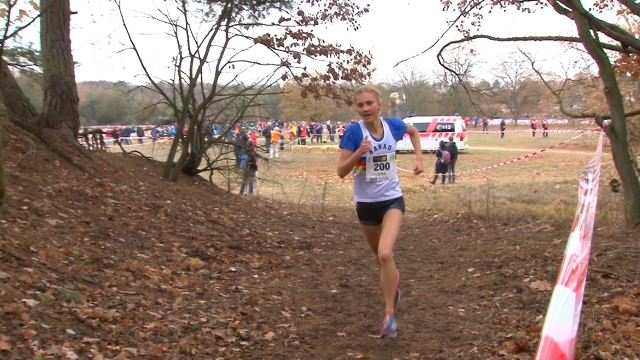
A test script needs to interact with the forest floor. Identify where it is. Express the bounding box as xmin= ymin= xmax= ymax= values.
xmin=0 ymin=122 xmax=639 ymax=360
